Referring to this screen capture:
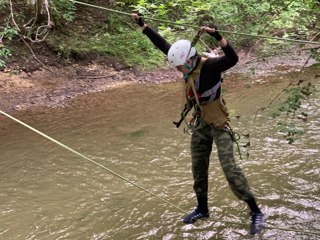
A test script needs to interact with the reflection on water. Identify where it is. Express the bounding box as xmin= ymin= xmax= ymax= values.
xmin=0 ymin=71 xmax=319 ymax=240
